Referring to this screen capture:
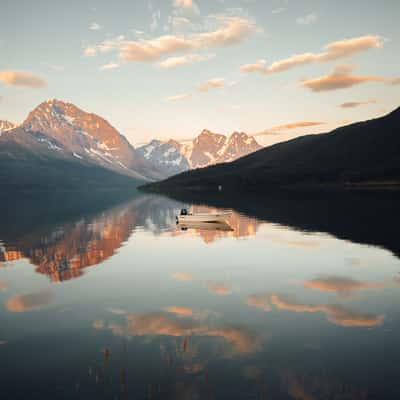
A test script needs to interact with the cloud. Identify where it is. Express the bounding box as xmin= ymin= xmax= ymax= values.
xmin=100 ymin=62 xmax=119 ymax=71
xmin=173 ymin=0 xmax=200 ymax=15
xmin=174 ymin=0 xmax=195 ymax=8
xmin=158 ymin=53 xmax=214 ymax=68
xmin=83 ymin=46 xmax=97 ymax=57
xmin=240 ymin=35 xmax=383 ymax=75
xmin=297 ymin=13 xmax=318 ymax=25
xmin=44 ymin=63 xmax=65 ymax=72
xmin=300 ymin=65 xmax=389 ymax=92
xmin=165 ymin=306 xmax=194 ymax=316
xmin=246 ymin=293 xmax=384 ymax=327
xmin=304 ymin=276 xmax=384 ymax=298
xmin=269 ymin=121 xmax=325 ymax=132
xmin=198 ymin=77 xmax=225 ymax=92
xmin=5 ymin=289 xmax=53 ymax=312
xmin=0 ymin=70 xmax=47 ymax=89
xmin=89 ymin=22 xmax=102 ymax=31
xmin=206 ymin=281 xmax=232 ymax=296
xmin=97 ymin=16 xmax=258 ymax=62
xmin=391 ymin=77 xmax=400 ymax=85
xmin=150 ymin=9 xmax=161 ymax=32
xmin=255 ymin=121 xmax=325 ymax=137
xmin=171 ymin=272 xmax=194 ymax=280
xmin=167 ymin=93 xmax=192 ymax=101
xmin=339 ymin=99 xmax=376 ymax=108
